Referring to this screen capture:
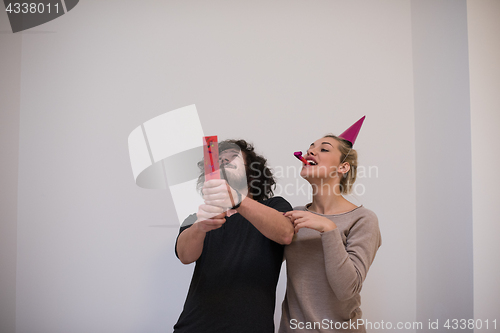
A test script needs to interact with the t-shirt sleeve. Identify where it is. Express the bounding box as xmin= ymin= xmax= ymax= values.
xmin=264 ymin=196 xmax=293 ymax=213
xmin=321 ymin=210 xmax=381 ymax=301
xmin=174 ymin=213 xmax=198 ymax=259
